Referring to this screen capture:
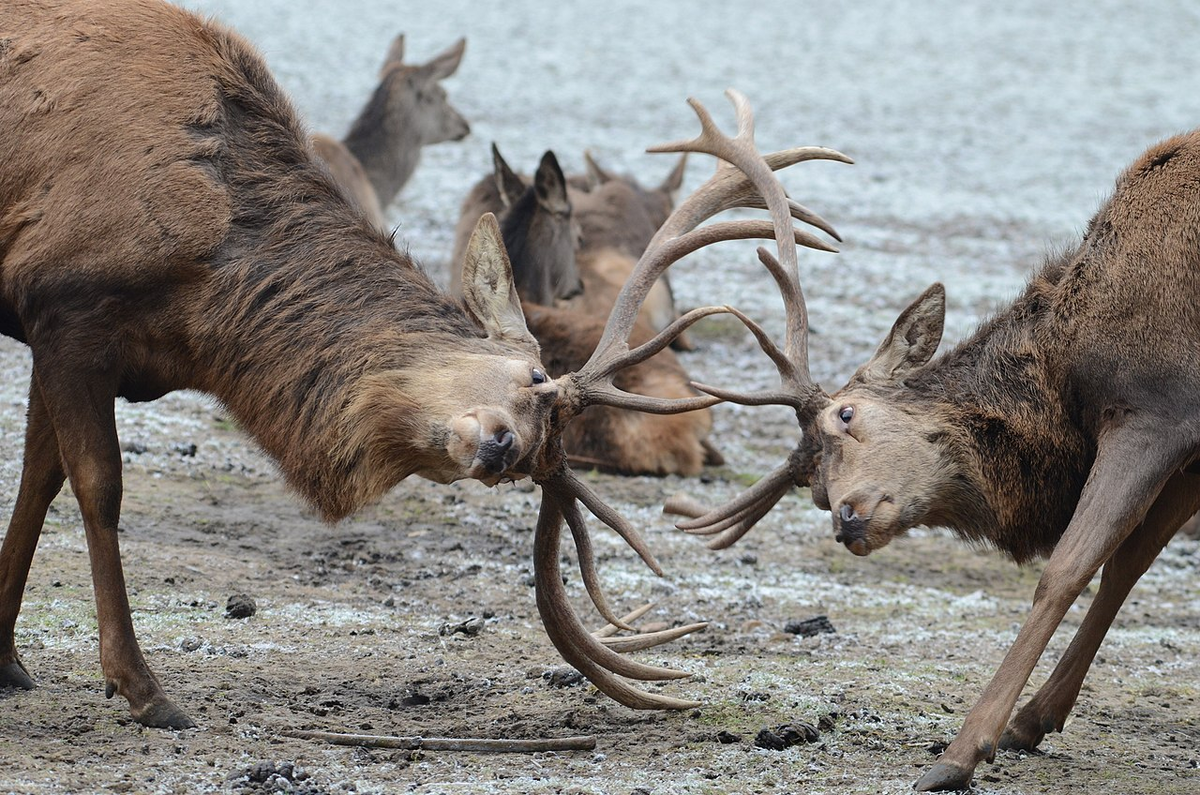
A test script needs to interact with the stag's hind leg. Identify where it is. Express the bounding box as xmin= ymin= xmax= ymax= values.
xmin=0 ymin=378 xmax=65 ymax=689
xmin=34 ymin=365 xmax=194 ymax=728
xmin=999 ymin=471 xmax=1200 ymax=752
